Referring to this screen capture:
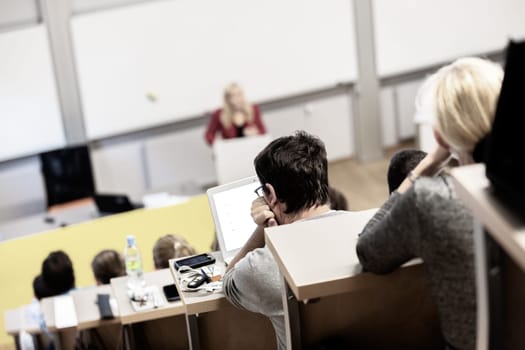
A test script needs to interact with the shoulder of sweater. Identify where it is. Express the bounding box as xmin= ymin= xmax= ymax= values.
xmin=412 ymin=175 xmax=457 ymax=206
